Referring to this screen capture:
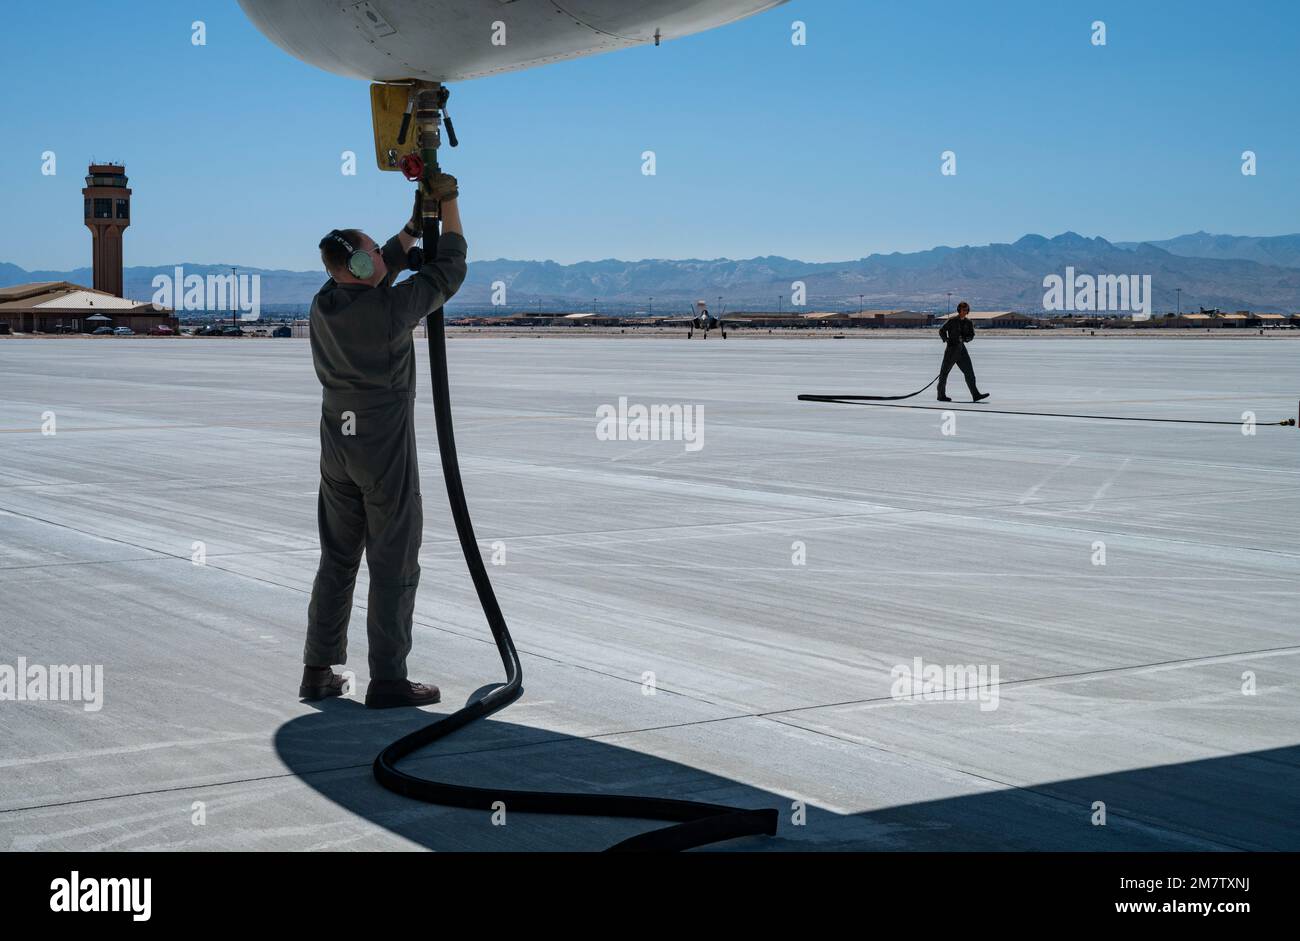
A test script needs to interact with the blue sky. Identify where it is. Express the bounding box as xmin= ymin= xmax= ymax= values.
xmin=1 ymin=0 xmax=1297 ymax=271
